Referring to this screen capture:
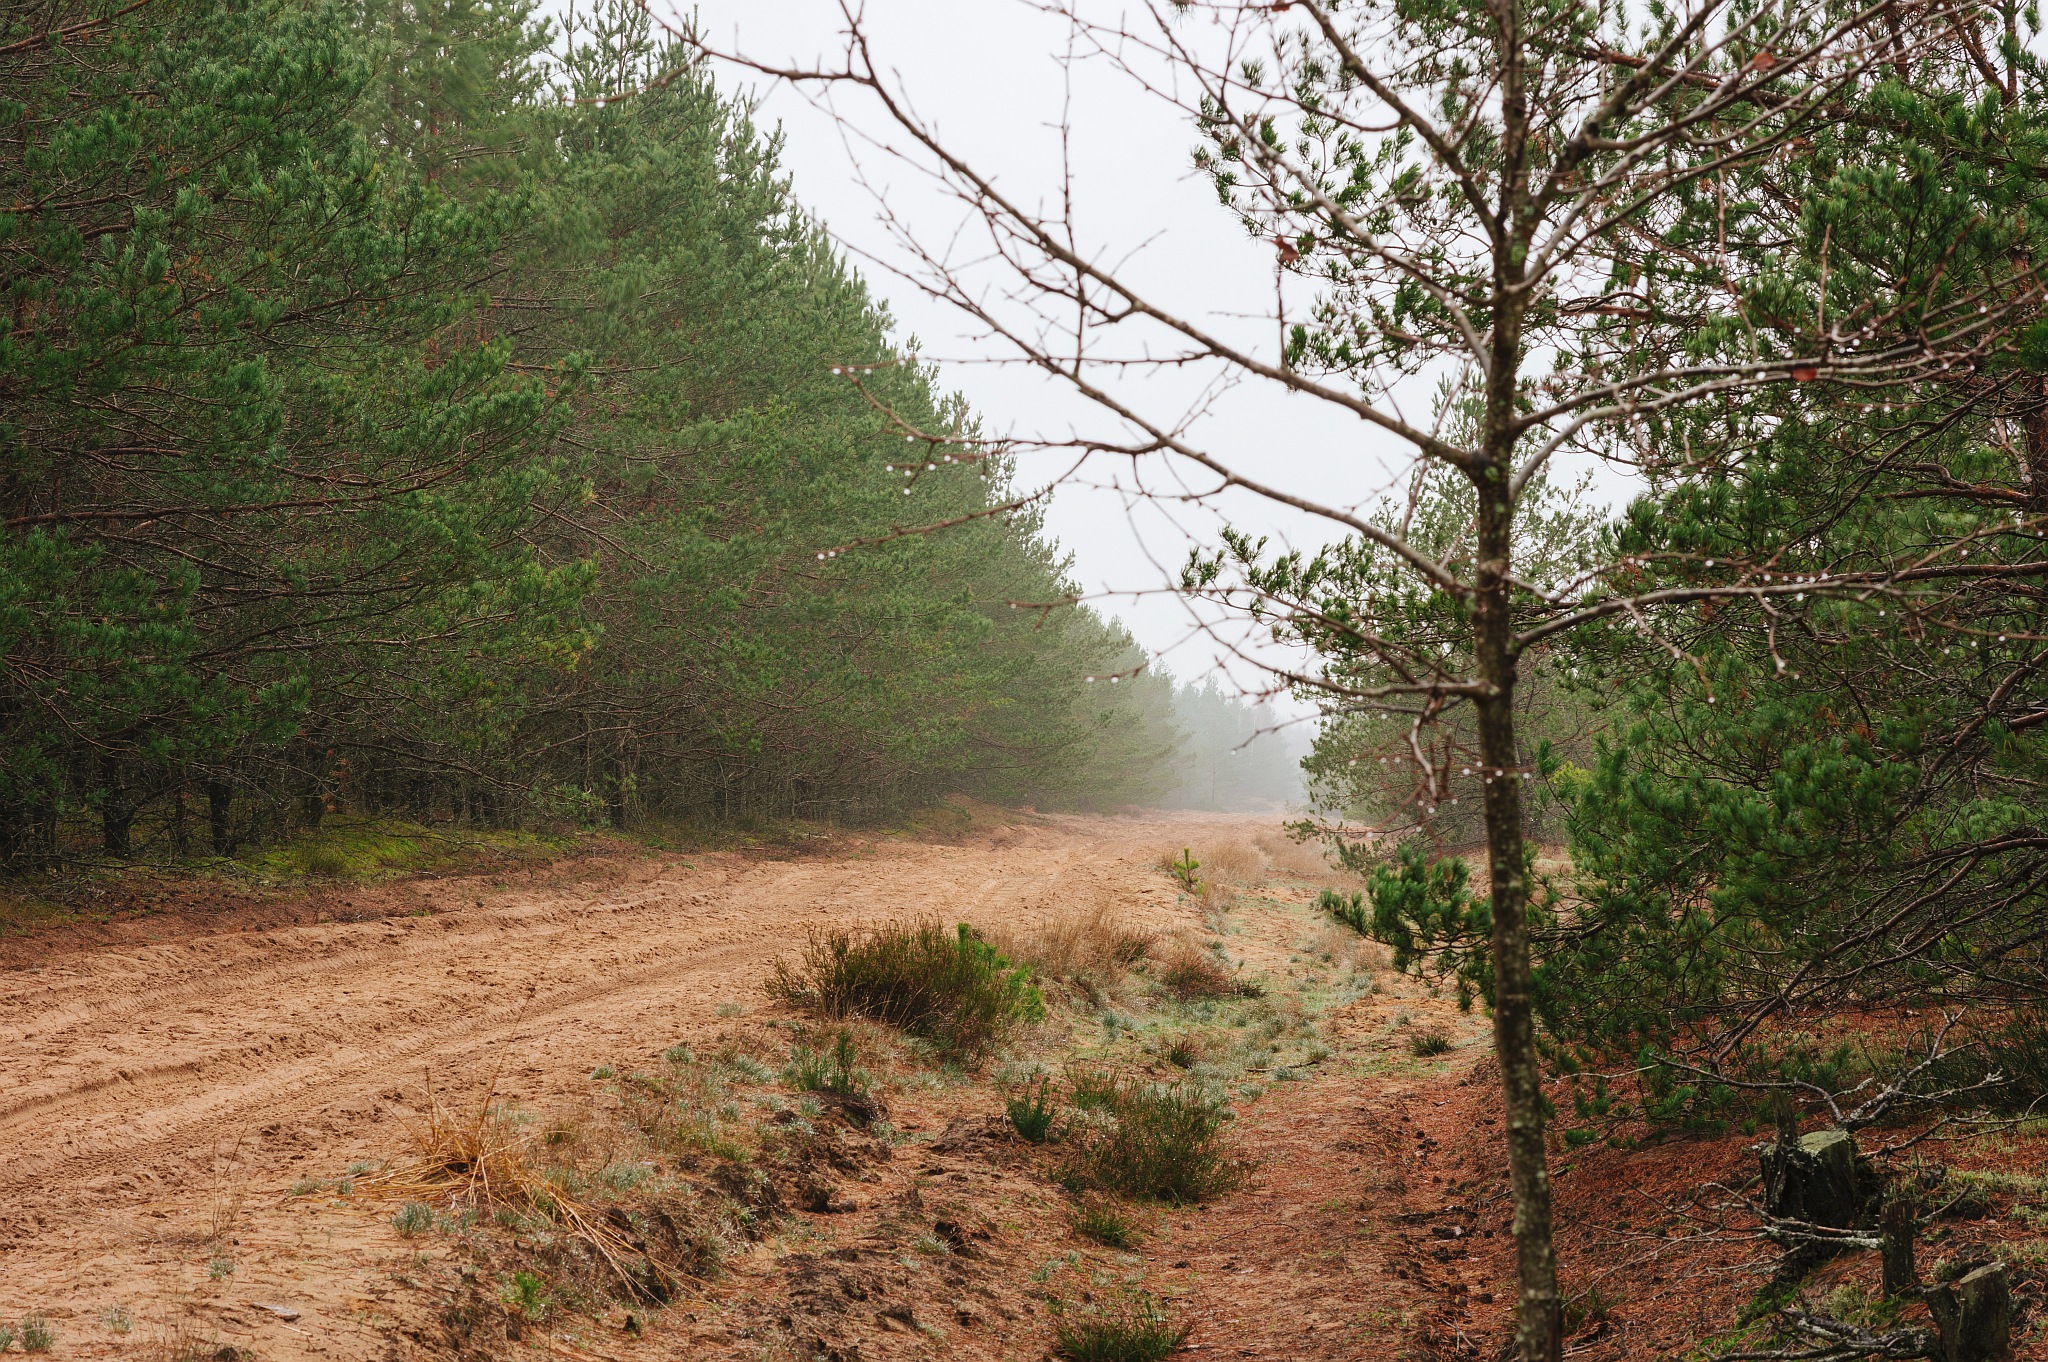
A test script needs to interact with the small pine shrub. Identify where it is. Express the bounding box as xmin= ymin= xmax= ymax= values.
xmin=1054 ymin=1294 xmax=1190 ymax=1362
xmin=1008 ymin=1077 xmax=1060 ymax=1143
xmin=504 ymin=1270 xmax=551 ymax=1322
xmin=1408 ymin=1028 xmax=1453 ymax=1057
xmin=1167 ymin=848 xmax=1203 ymax=893
xmin=766 ymin=920 xmax=1043 ymax=1053
xmin=1061 ymin=1079 xmax=1246 ymax=1204
xmin=1073 ymin=1199 xmax=1137 ymax=1248
xmin=1317 ymin=887 xmax=1371 ymax=935
xmin=391 ymin=1201 xmax=433 ymax=1237
xmin=19 ymin=1314 xmax=54 ymax=1355
xmin=1563 ymin=1285 xmax=1619 ymax=1332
